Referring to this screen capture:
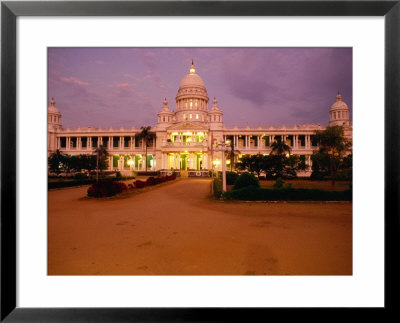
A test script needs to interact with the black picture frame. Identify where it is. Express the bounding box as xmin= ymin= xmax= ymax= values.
xmin=1 ymin=1 xmax=399 ymax=321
